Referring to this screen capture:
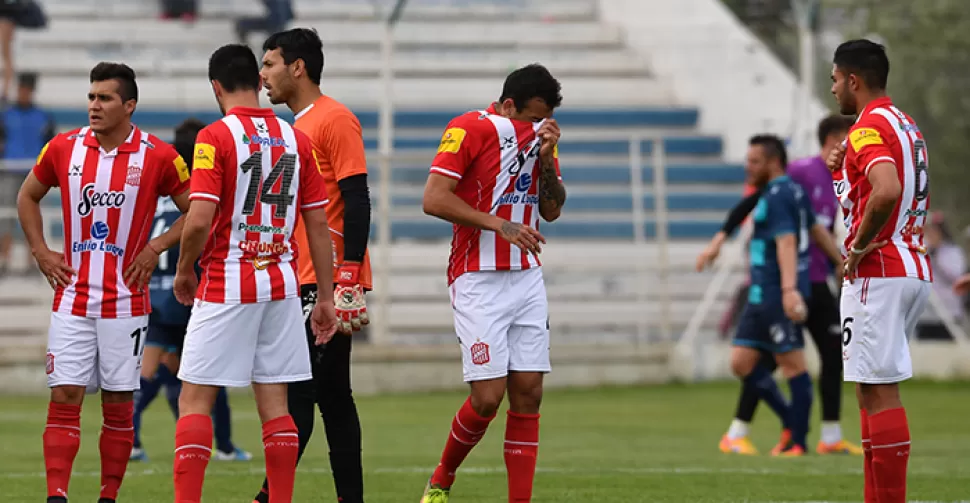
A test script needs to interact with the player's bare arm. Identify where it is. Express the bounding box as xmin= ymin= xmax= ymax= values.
xmin=124 ymin=189 xmax=192 ymax=290
xmin=302 ymin=206 xmax=339 ymax=343
xmin=423 ymin=173 xmax=546 ymax=255
xmin=810 ymin=224 xmax=846 ymax=280
xmin=536 ymin=120 xmax=565 ymax=222
xmin=844 ymin=162 xmax=901 ymax=281
xmin=16 ymin=171 xmax=75 ymax=287
xmin=173 ymin=199 xmax=216 ymax=306
xmin=775 ymin=233 xmax=807 ymax=323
